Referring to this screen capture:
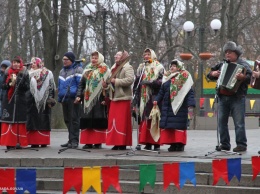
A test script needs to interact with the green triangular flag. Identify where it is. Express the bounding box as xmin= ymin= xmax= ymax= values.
xmin=139 ymin=164 xmax=156 ymax=191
